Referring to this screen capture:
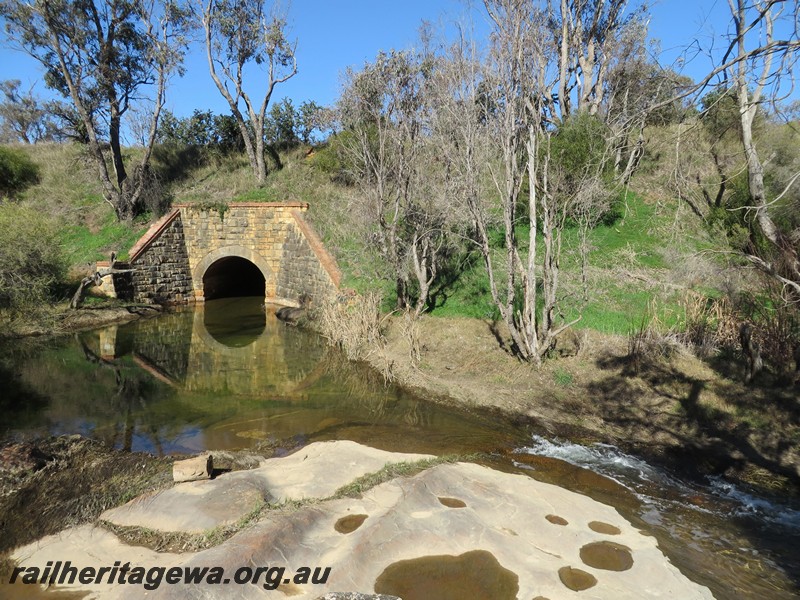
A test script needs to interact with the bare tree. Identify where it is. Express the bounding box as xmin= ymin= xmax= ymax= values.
xmin=338 ymin=49 xmax=458 ymax=316
xmin=479 ymin=0 xmax=545 ymax=361
xmin=0 ymin=0 xmax=191 ymax=221
xmin=468 ymin=0 xmax=637 ymax=364
xmin=671 ymin=0 xmax=800 ymax=296
xmin=200 ymin=0 xmax=297 ymax=184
